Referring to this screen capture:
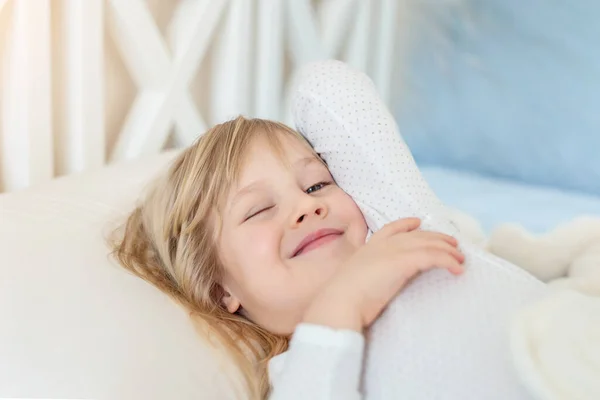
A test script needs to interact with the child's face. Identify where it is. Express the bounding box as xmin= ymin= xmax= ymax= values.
xmin=218 ymin=133 xmax=368 ymax=334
